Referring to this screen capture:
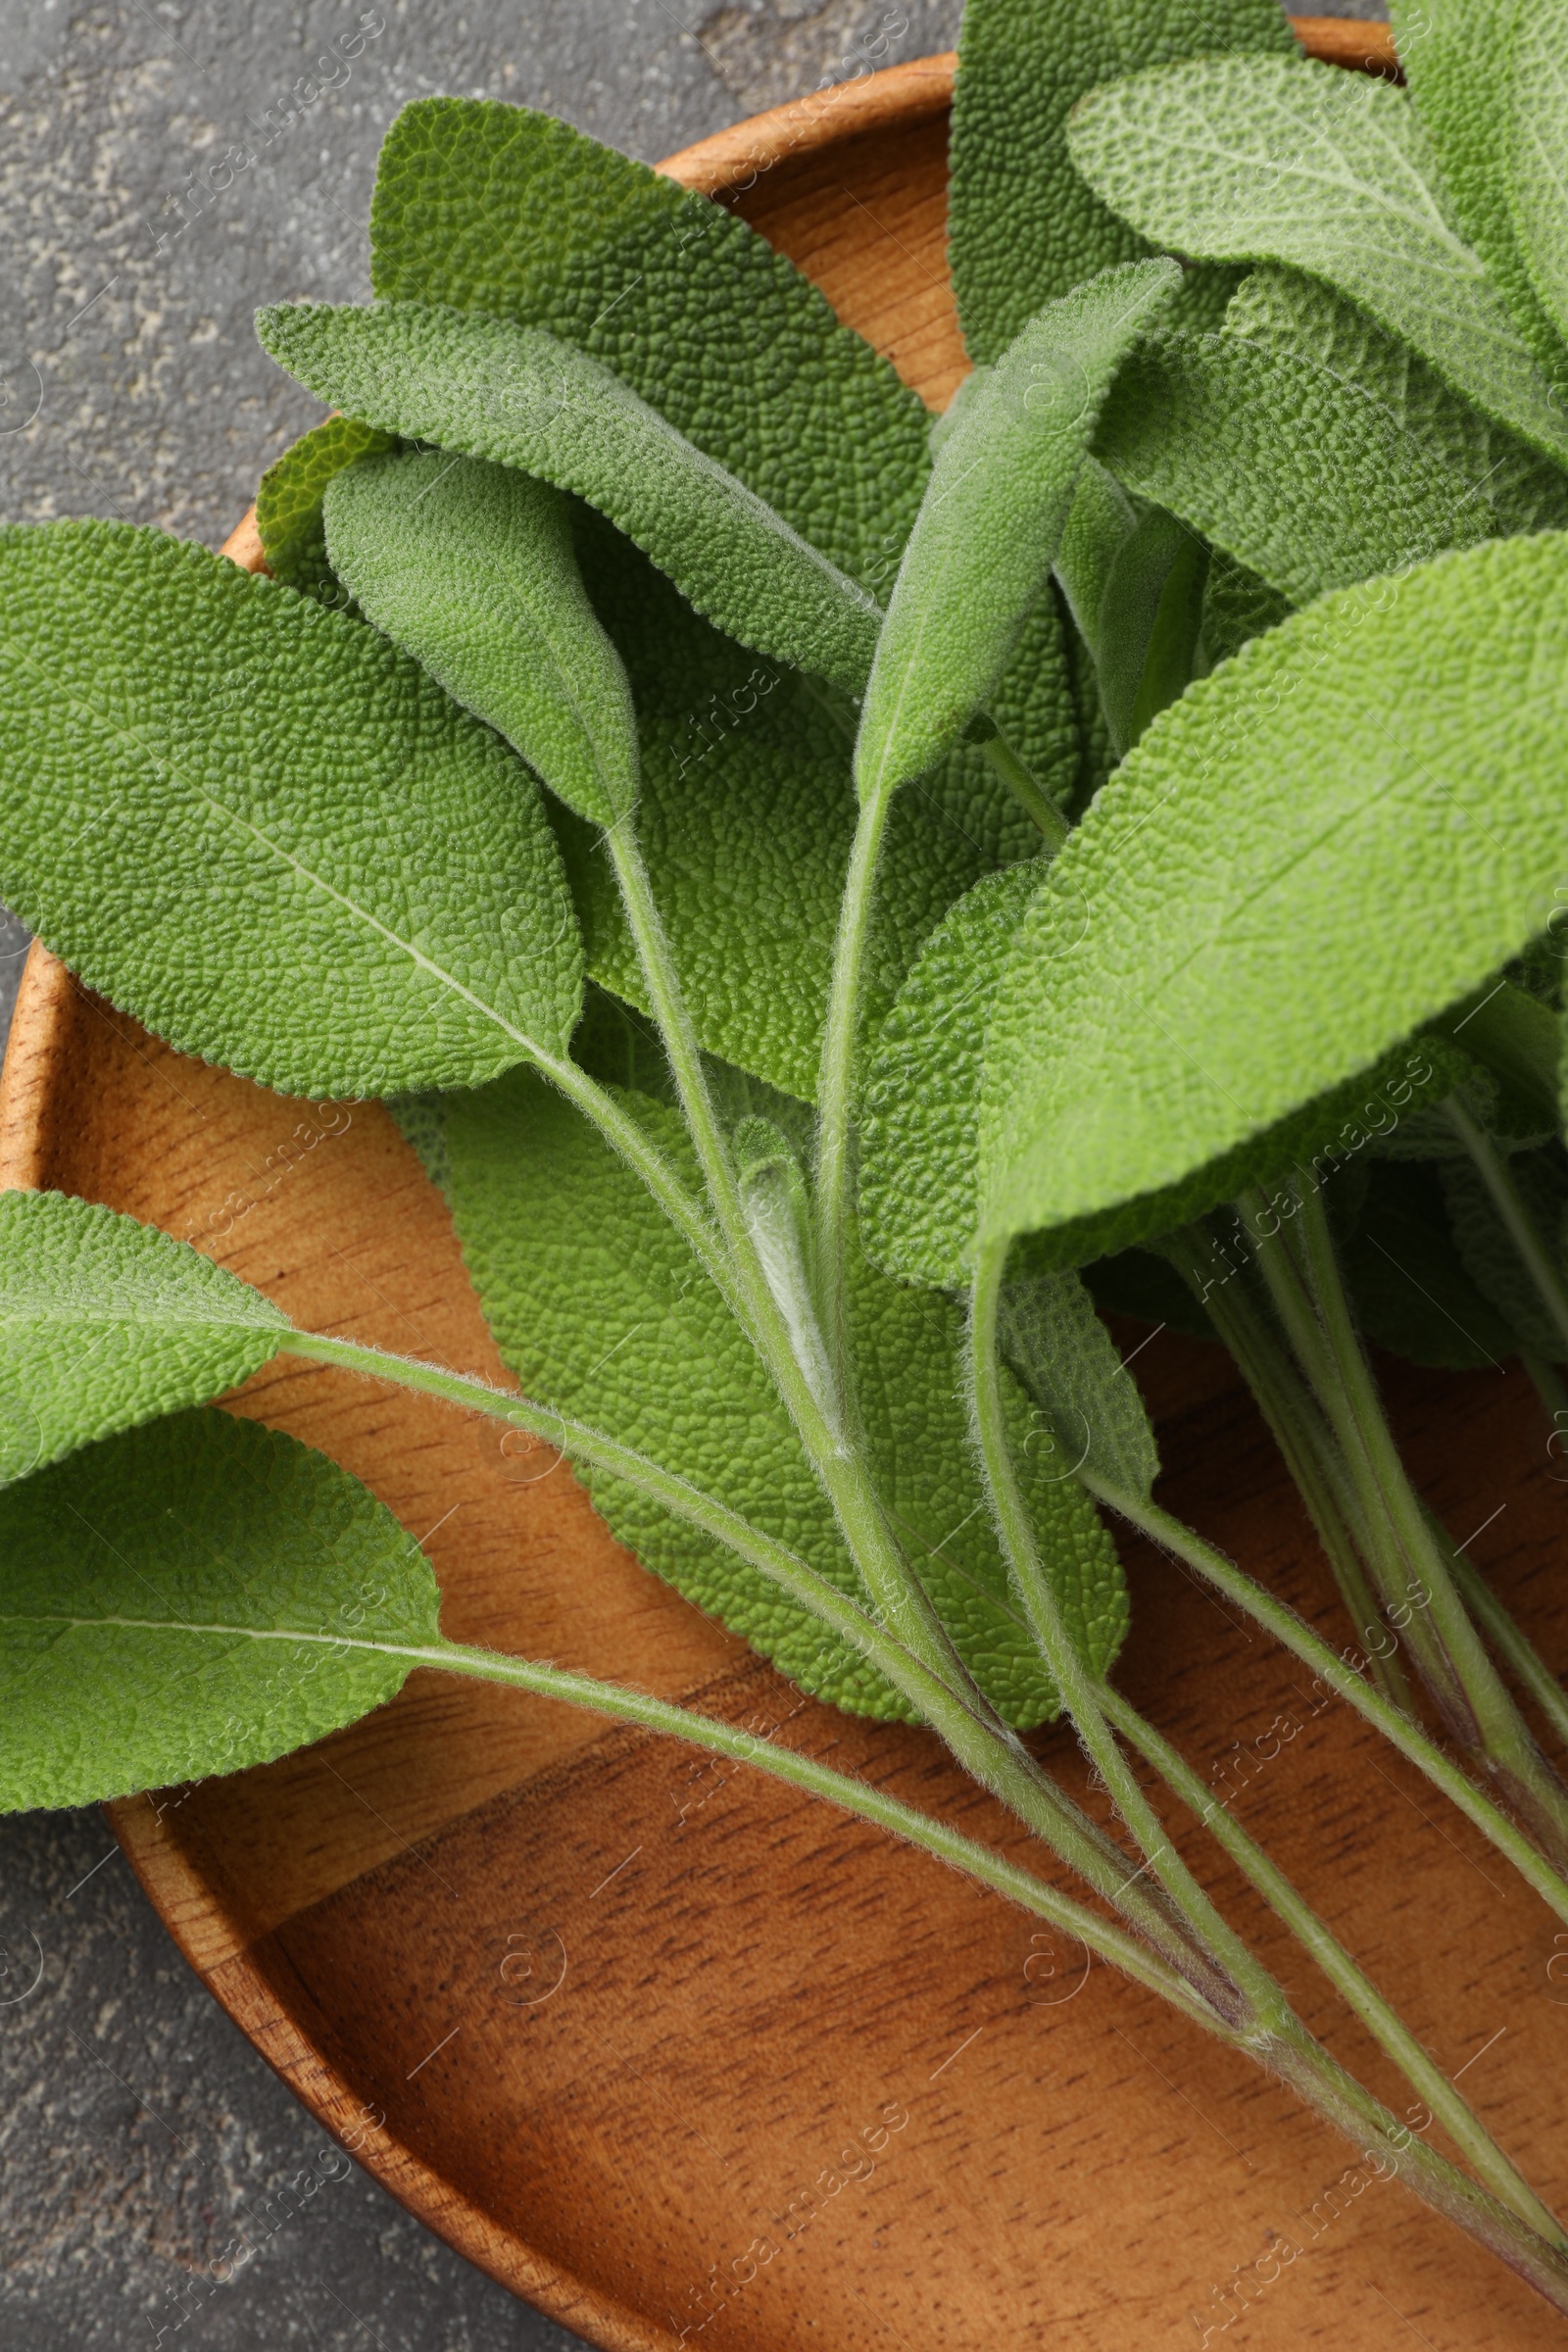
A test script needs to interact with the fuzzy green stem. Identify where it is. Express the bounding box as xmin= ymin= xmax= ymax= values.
xmin=280 ymin=1328 xmax=1213 ymax=1980
xmin=1079 ymin=1471 xmax=1568 ymax=1926
xmin=980 ymin=731 xmax=1070 ymax=851
xmin=1099 ymin=1684 xmax=1567 ymax=2245
xmin=970 ymin=1240 xmax=1257 ymax=2020
xmin=1166 ymin=1226 xmax=1415 ymax=1715
xmin=812 ymin=777 xmax=896 ymax=1387
xmin=1278 ymin=1181 xmax=1568 ymax=1865
xmin=1439 ymin=1526 xmax=1568 ymax=1760
xmin=1443 ymin=1097 xmax=1568 ymax=1360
